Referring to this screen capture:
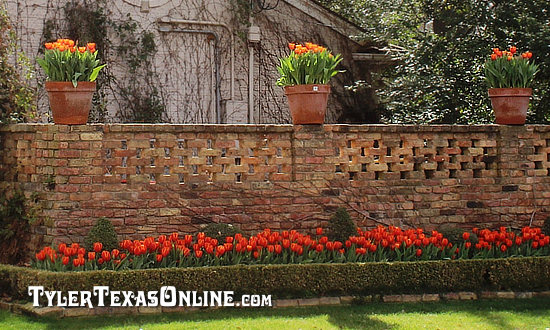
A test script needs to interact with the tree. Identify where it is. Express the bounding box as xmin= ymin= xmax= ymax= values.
xmin=318 ymin=0 xmax=550 ymax=124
